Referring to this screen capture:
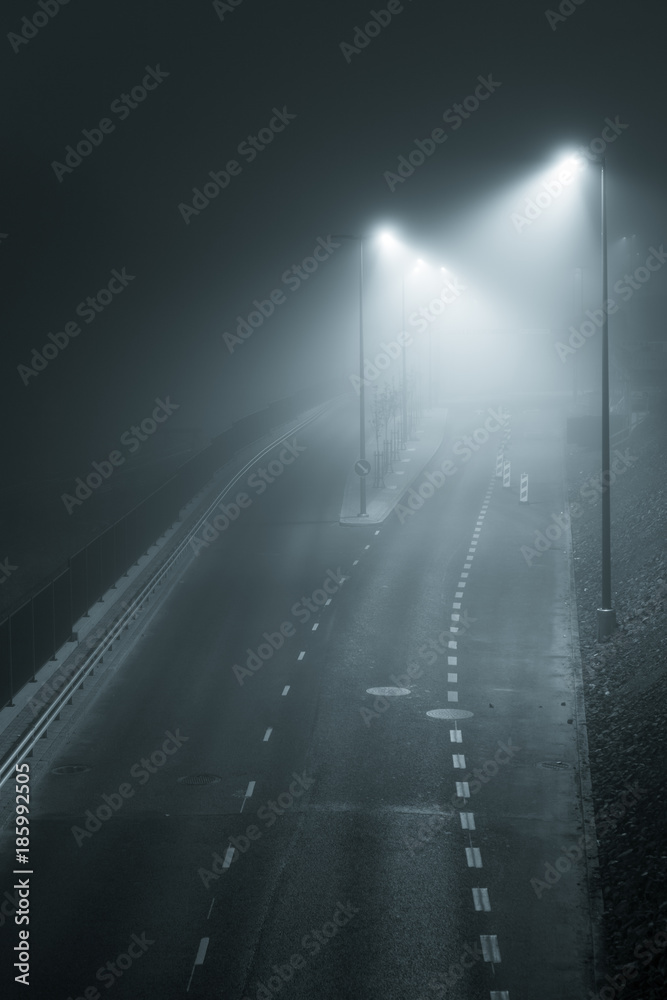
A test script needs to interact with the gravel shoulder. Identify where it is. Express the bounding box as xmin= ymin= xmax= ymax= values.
xmin=567 ymin=403 xmax=667 ymax=999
